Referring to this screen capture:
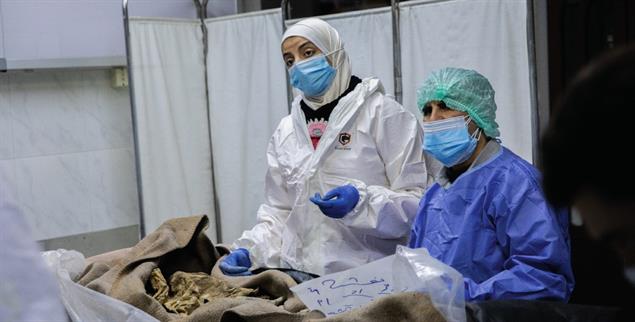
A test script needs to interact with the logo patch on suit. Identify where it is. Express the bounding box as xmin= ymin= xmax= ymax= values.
xmin=336 ymin=132 xmax=352 ymax=150
xmin=338 ymin=132 xmax=351 ymax=145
